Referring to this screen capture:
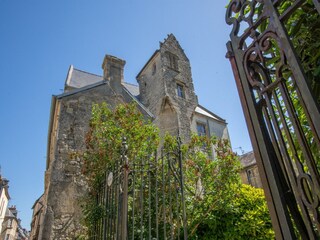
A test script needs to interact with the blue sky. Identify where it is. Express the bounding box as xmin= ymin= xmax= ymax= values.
xmin=0 ymin=0 xmax=252 ymax=229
